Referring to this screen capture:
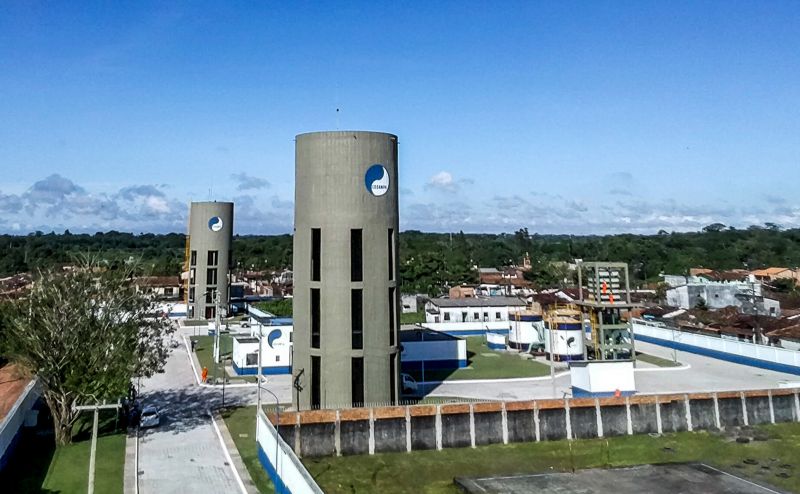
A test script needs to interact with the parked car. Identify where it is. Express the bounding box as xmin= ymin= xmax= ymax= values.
xmin=139 ymin=405 xmax=161 ymax=428
xmin=401 ymin=373 xmax=419 ymax=394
